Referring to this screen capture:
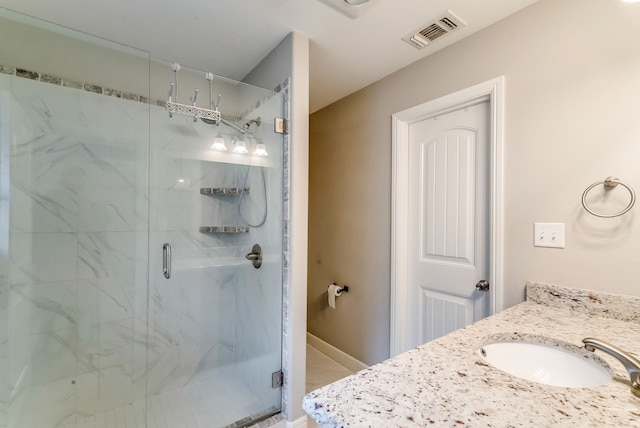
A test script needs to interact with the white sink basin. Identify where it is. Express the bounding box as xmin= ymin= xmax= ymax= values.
xmin=478 ymin=340 xmax=612 ymax=388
